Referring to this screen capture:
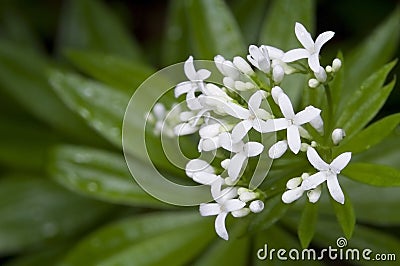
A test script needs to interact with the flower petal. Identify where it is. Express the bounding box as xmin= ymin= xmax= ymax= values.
xmin=282 ymin=187 xmax=304 ymax=204
xmin=186 ymin=89 xmax=202 ymax=110
xmin=294 ymin=106 xmax=321 ymax=125
xmin=309 ymin=114 xmax=324 ymax=134
xmin=232 ymin=120 xmax=253 ymax=143
xmin=286 ymin=176 xmax=302 ymax=189
xmin=264 ymin=45 xmax=284 ymax=59
xmin=306 ymin=147 xmax=329 ymax=171
xmin=185 ymin=159 xmax=214 ymax=178
xmin=174 ymin=123 xmax=198 ymax=136
xmin=326 ymin=174 xmax=345 ymax=204
xmin=219 ymin=132 xmax=243 ymax=153
xmin=199 ymin=203 xmax=221 ymax=216
xmin=224 ymin=199 xmax=246 ymax=212
xmin=278 ymin=93 xmax=295 ymax=119
xmin=196 ymin=69 xmax=211 ymax=80
xmin=192 ymin=172 xmax=220 ymax=185
xmin=315 ymin=31 xmax=335 ymax=52
xmin=224 ymin=102 xmax=251 ymax=119
xmin=271 ymin=86 xmax=284 ymax=104
xmin=287 ymin=125 xmax=301 ymax=154
xmin=184 ymin=56 xmax=197 ymax=80
xmin=308 ymin=52 xmax=320 ymax=73
xmin=199 ymin=124 xmax=221 ymax=138
xmin=215 ymin=212 xmax=229 ymax=240
xmin=252 ymin=119 xmax=269 ymax=133
xmin=248 ymin=90 xmax=265 ymax=111
xmin=294 ymin=22 xmax=314 ymax=51
xmin=244 ymin=141 xmax=264 ymax=157
xmin=174 ymin=82 xmax=192 ymax=98
xmin=307 ymin=186 xmax=322 ymax=203
xmin=228 ymin=153 xmax=247 ymax=181
xmin=262 ymin=118 xmax=289 ymax=132
xmin=330 ymin=152 xmax=352 ymax=173
xmin=282 ymin=48 xmax=309 ymax=63
xmin=200 ymin=137 xmax=220 ymax=151
xmin=301 ymin=171 xmax=327 ymax=190
xmin=268 ymin=140 xmax=288 ymax=159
